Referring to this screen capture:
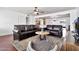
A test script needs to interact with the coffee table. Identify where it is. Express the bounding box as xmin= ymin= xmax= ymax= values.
xmin=35 ymin=31 xmax=49 ymax=40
